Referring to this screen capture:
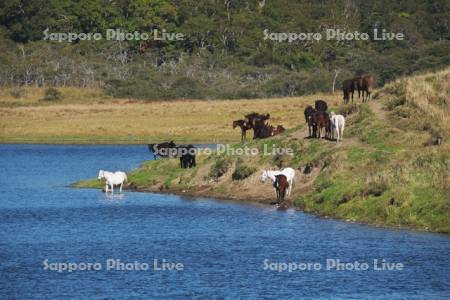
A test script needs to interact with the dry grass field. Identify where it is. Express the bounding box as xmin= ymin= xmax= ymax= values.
xmin=0 ymin=88 xmax=340 ymax=143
